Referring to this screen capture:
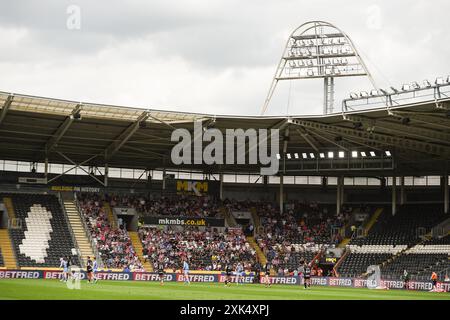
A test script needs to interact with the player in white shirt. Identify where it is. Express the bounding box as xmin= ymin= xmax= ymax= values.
xmin=92 ymin=257 xmax=99 ymax=283
xmin=59 ymin=257 xmax=68 ymax=282
xmin=183 ymin=260 xmax=190 ymax=285
xmin=235 ymin=263 xmax=244 ymax=285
